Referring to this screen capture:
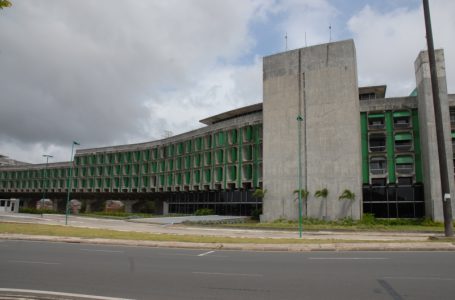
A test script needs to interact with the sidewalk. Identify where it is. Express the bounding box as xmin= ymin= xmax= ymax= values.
xmin=1 ymin=213 xmax=454 ymax=251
